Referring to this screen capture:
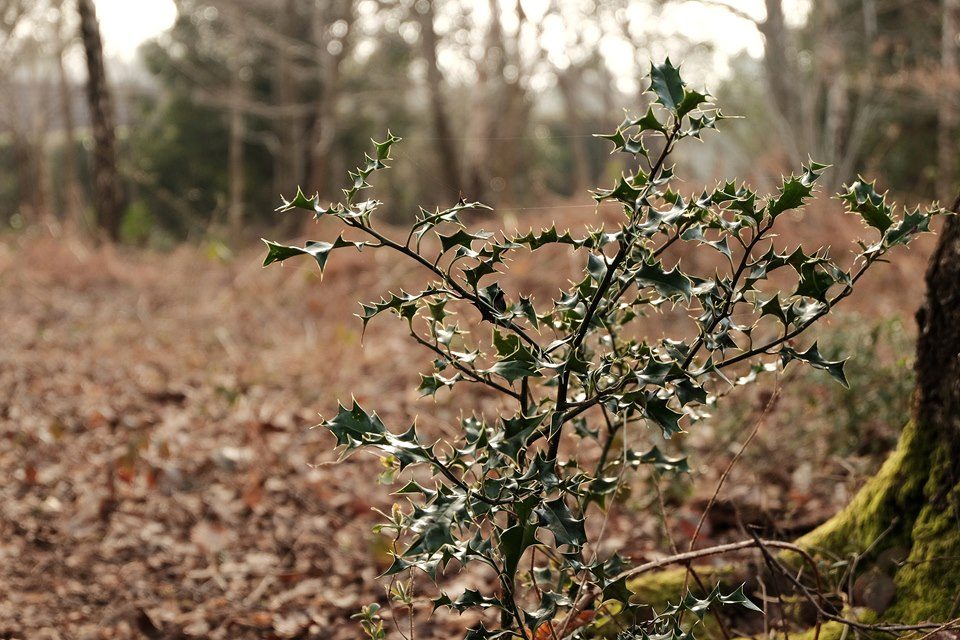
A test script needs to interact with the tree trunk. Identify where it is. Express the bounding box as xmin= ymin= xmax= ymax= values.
xmin=416 ymin=0 xmax=462 ymax=202
xmin=758 ymin=0 xmax=803 ymax=165
xmin=556 ymin=69 xmax=591 ymax=196
xmin=272 ymin=2 xmax=299 ymax=199
xmin=76 ymin=0 xmax=124 ymax=241
xmin=795 ymin=215 xmax=960 ymax=620
xmin=938 ymin=0 xmax=959 ymax=203
xmin=77 ymin=0 xmax=123 ymax=240
xmin=309 ymin=0 xmax=352 ymax=200
xmin=57 ymin=4 xmax=84 ymax=225
xmin=227 ymin=59 xmax=246 ymax=240
xmin=466 ymin=0 xmax=507 ymax=203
